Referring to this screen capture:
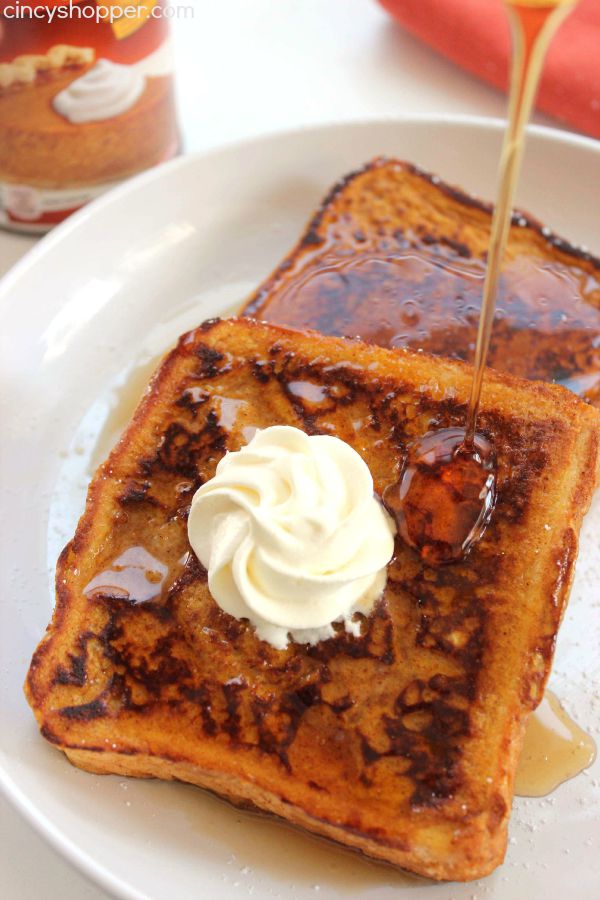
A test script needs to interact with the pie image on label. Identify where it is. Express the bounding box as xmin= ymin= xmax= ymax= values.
xmin=0 ymin=43 xmax=178 ymax=190
xmin=0 ymin=0 xmax=180 ymax=232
